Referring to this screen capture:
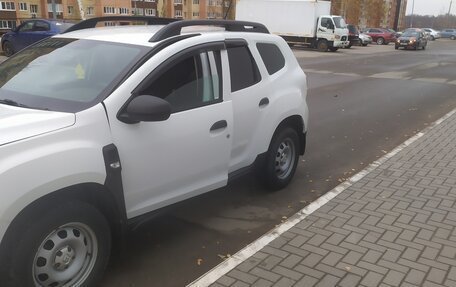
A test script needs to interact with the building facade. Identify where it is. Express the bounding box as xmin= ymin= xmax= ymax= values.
xmin=1 ymin=0 xmax=234 ymax=34
xmin=331 ymin=0 xmax=408 ymax=30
